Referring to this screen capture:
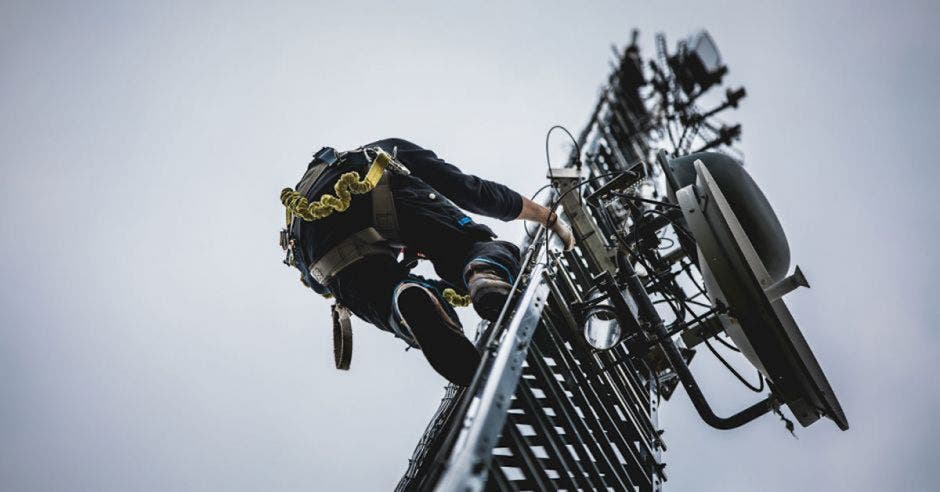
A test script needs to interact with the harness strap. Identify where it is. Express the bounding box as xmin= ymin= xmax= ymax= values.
xmin=372 ymin=171 xmax=400 ymax=243
xmin=308 ymin=227 xmax=397 ymax=285
xmin=295 ymin=163 xmax=329 ymax=196
xmin=297 ymin=147 xmax=340 ymax=194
